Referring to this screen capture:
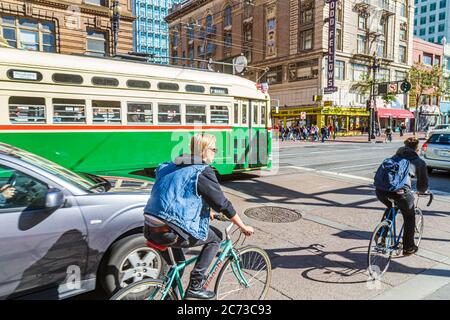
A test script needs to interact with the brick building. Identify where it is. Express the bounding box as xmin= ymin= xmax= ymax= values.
xmin=0 ymin=0 xmax=135 ymax=56
xmin=411 ymin=36 xmax=444 ymax=129
xmin=166 ymin=0 xmax=415 ymax=135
